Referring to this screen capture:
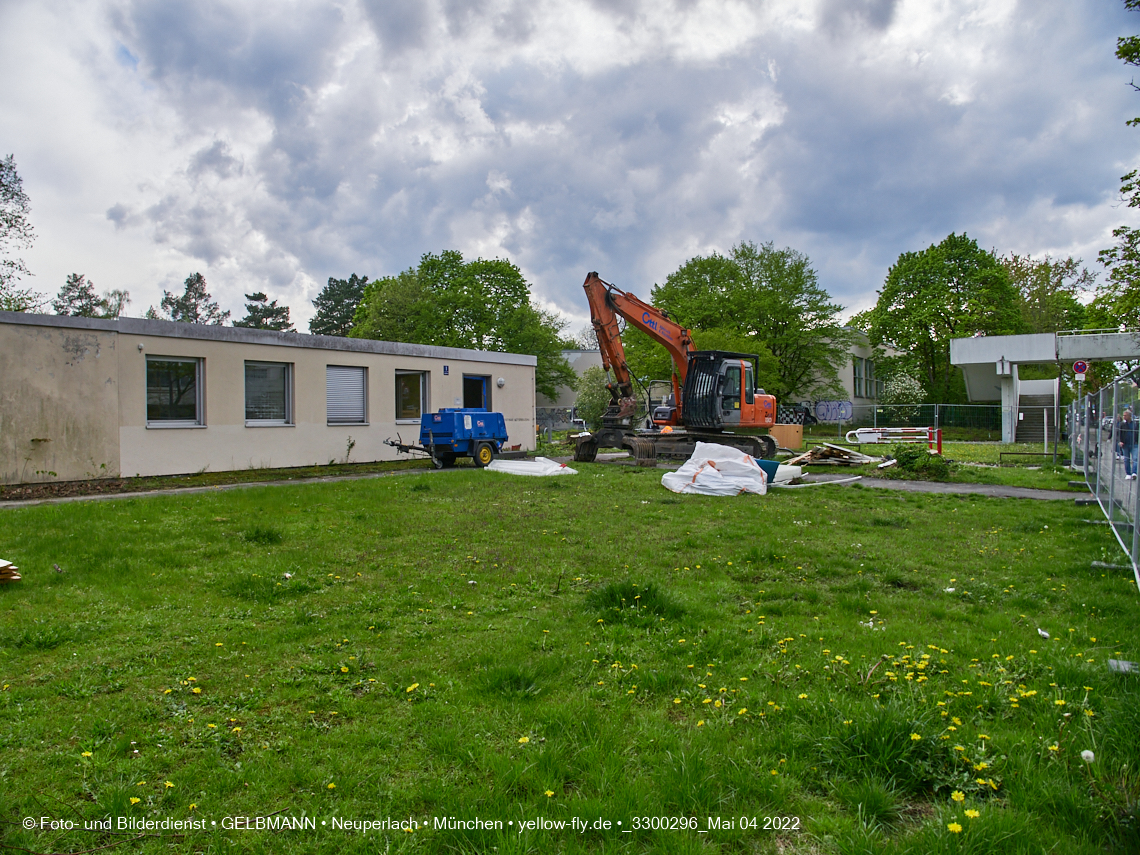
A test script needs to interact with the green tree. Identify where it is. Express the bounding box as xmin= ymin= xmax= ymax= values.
xmin=310 ymin=274 xmax=368 ymax=336
xmin=0 ymin=154 xmax=43 ymax=311
xmin=1098 ymin=1 xmax=1140 ymax=327
xmin=148 ymin=273 xmax=230 ymax=325
xmin=1003 ymin=254 xmax=1093 ymax=334
xmin=52 ymin=274 xmax=128 ymax=318
xmin=352 ymin=251 xmax=574 ymax=400
xmin=573 ymin=366 xmax=610 ymax=430
xmin=650 ymin=241 xmax=851 ymax=400
xmin=866 ymin=233 xmax=1023 ymax=403
xmin=233 ymin=291 xmax=294 ymax=331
